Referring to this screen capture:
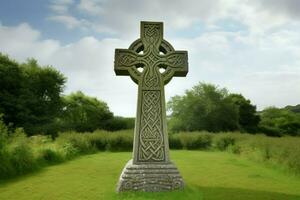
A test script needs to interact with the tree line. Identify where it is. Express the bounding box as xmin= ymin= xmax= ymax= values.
xmin=1 ymin=53 xmax=299 ymax=137
xmin=167 ymin=82 xmax=300 ymax=136
xmin=0 ymin=53 xmax=134 ymax=137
